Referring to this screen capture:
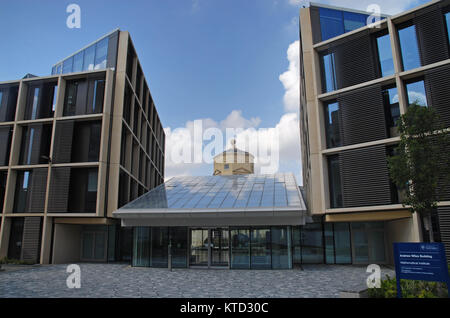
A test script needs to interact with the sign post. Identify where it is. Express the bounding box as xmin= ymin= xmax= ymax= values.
xmin=393 ymin=242 xmax=450 ymax=298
